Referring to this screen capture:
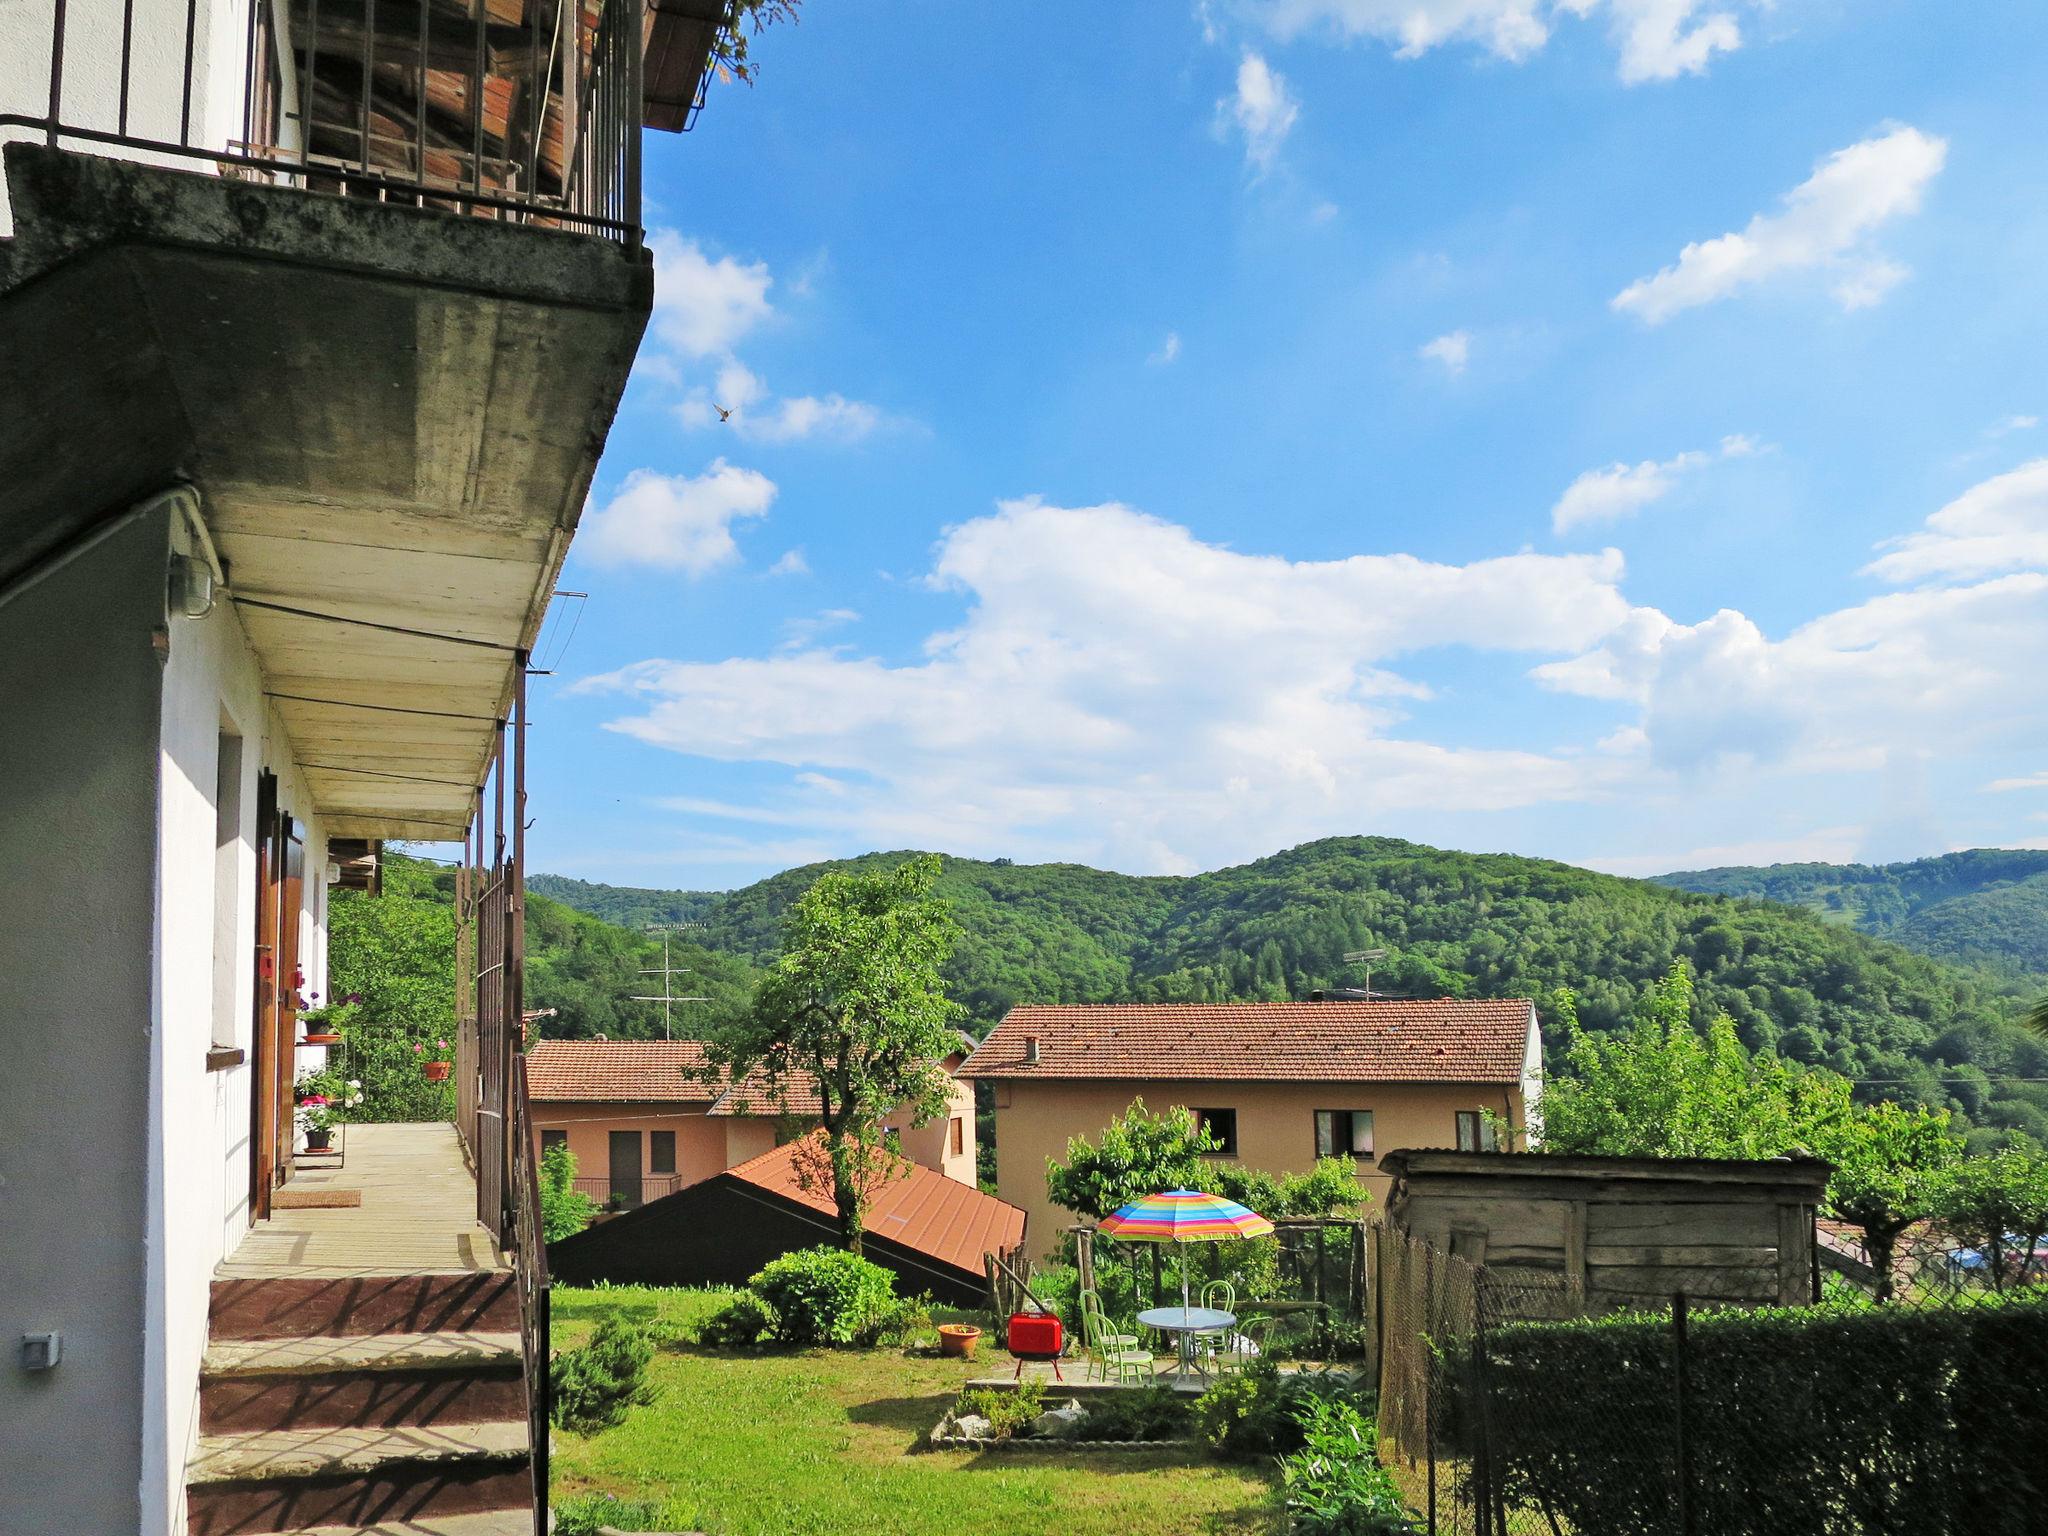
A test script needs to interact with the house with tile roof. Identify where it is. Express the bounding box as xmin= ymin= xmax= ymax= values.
xmin=957 ymin=1000 xmax=1543 ymax=1256
xmin=525 ymin=1038 xmax=978 ymax=1208
xmin=547 ymin=1135 xmax=1027 ymax=1306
